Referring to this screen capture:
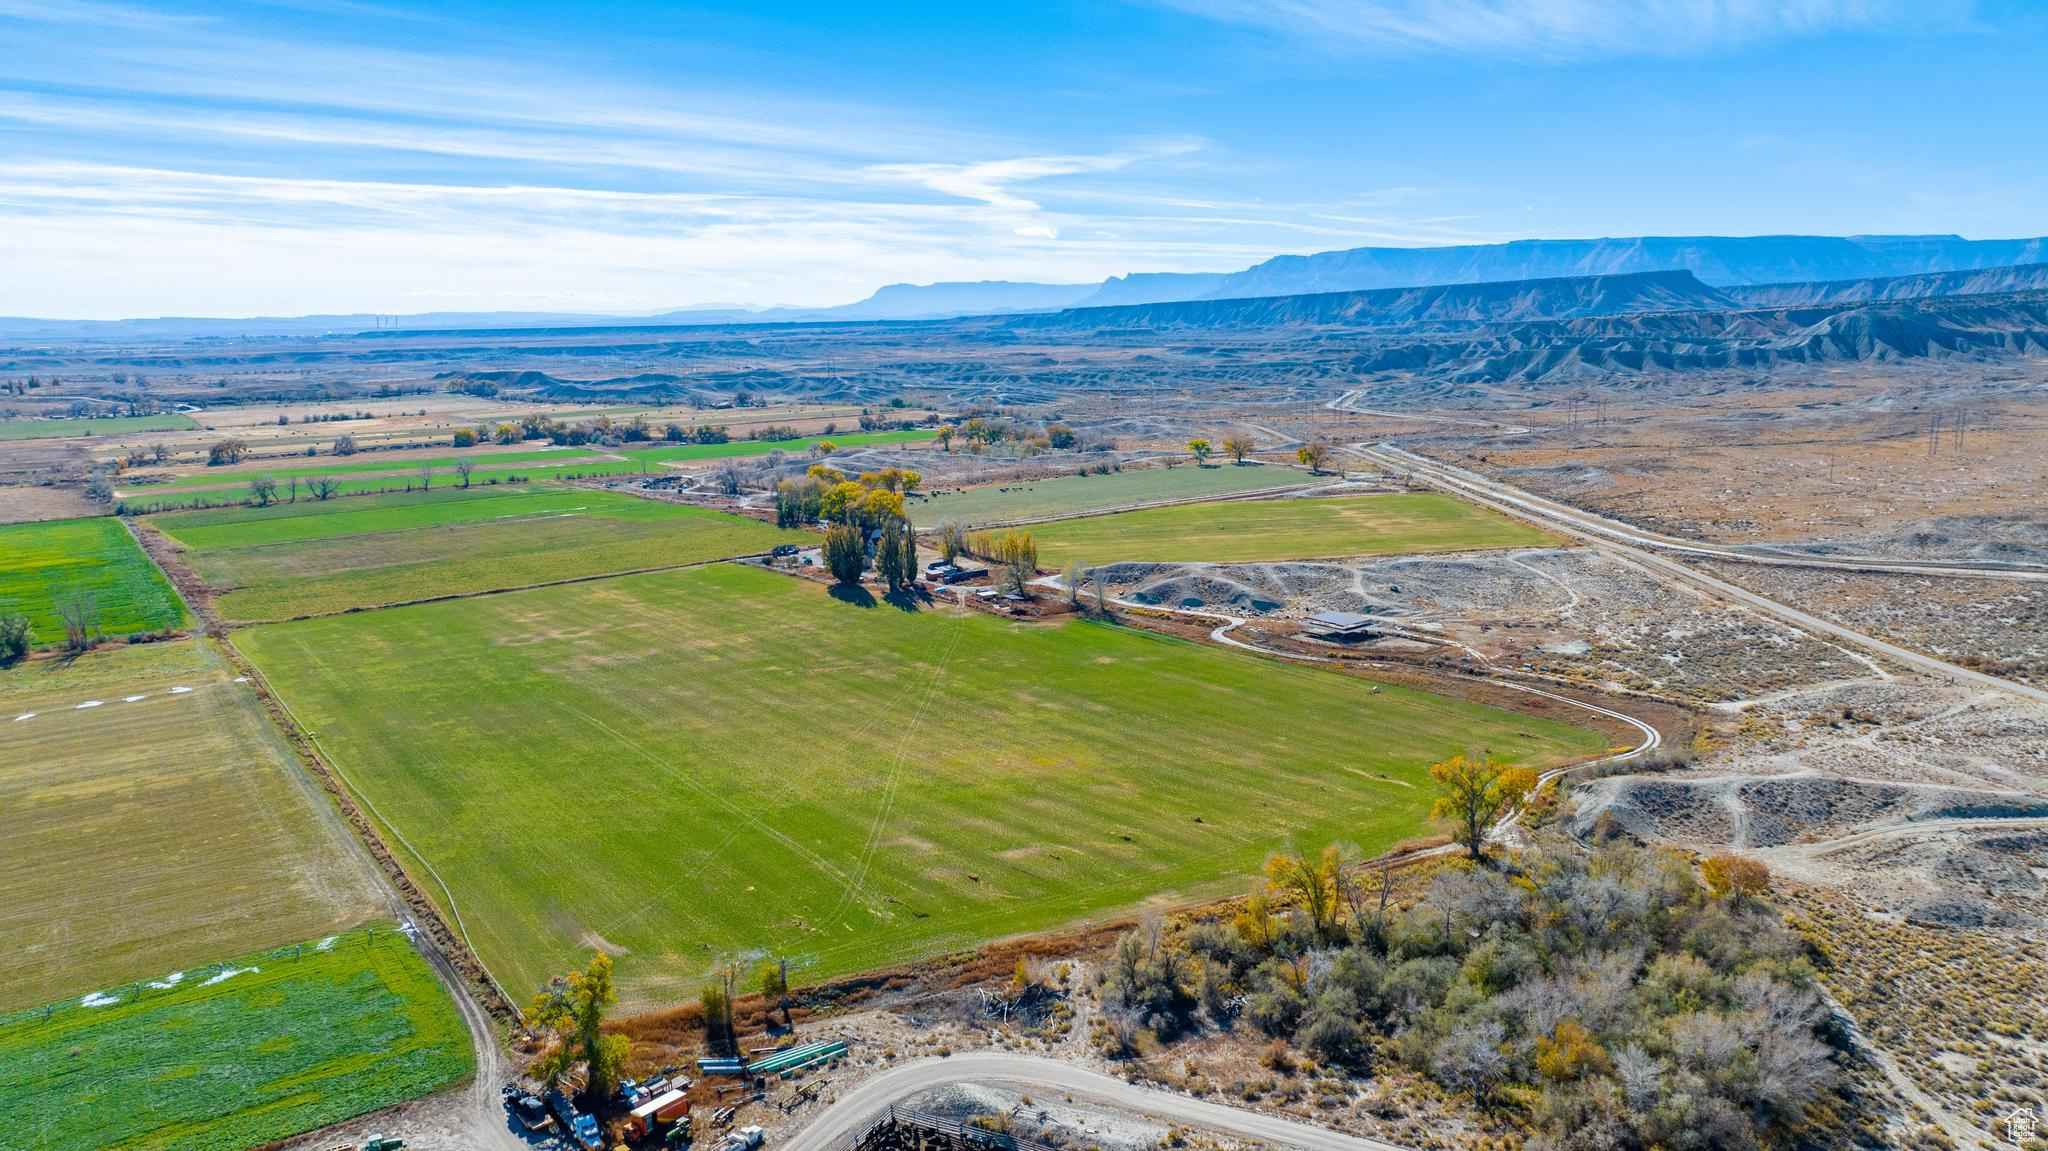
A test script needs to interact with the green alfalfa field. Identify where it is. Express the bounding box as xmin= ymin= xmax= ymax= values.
xmin=0 ymin=926 xmax=470 ymax=1151
xmin=0 ymin=516 xmax=188 ymax=645
xmin=237 ymin=562 xmax=1608 ymax=1007
xmin=1024 ymin=491 xmax=1556 ymax=567
xmin=150 ymin=485 xmax=808 ymax=621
